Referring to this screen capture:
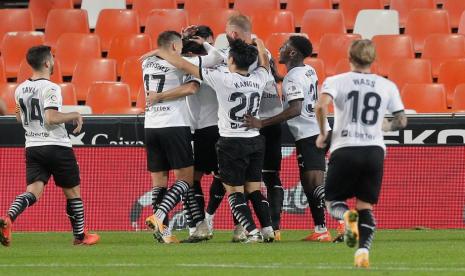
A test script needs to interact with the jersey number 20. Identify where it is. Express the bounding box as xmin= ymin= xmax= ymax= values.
xmin=228 ymin=92 xmax=260 ymax=125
